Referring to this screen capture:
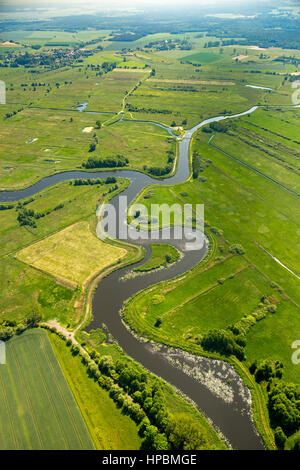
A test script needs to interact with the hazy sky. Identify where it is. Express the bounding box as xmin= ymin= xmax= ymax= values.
xmin=0 ymin=0 xmax=288 ymax=18
xmin=0 ymin=0 xmax=277 ymax=6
